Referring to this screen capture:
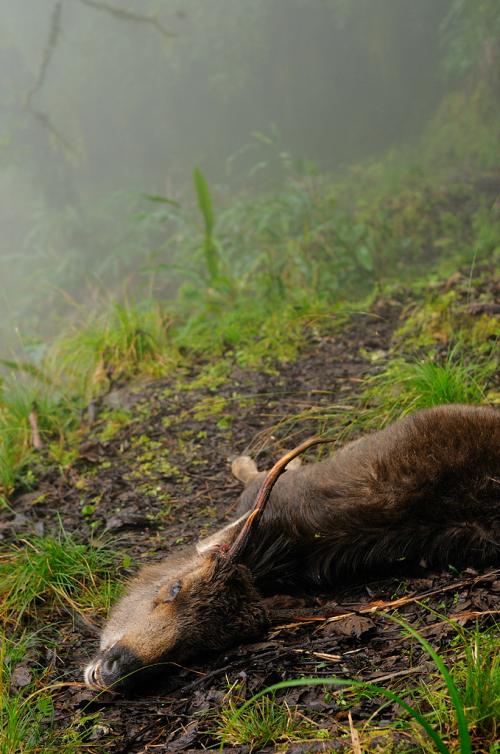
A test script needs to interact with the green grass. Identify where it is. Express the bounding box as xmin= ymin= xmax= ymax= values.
xmin=362 ymin=349 xmax=496 ymax=428
xmin=219 ymin=619 xmax=499 ymax=753
xmin=0 ymin=378 xmax=75 ymax=497
xmin=52 ymin=300 xmax=176 ymax=400
xmin=2 ymin=147 xmax=497 ymax=502
xmin=1 ymin=631 xmax=54 ymax=754
xmin=413 ymin=626 xmax=499 ymax=753
xmin=0 ymin=629 xmax=103 ymax=754
xmin=0 ymin=527 xmax=118 ymax=626
xmin=0 ymin=300 xmax=177 ymax=499
xmin=400 ymin=357 xmax=487 ymax=406
xmin=215 ymin=681 xmax=327 ymax=749
xmin=221 ymin=340 xmax=497 ymax=458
